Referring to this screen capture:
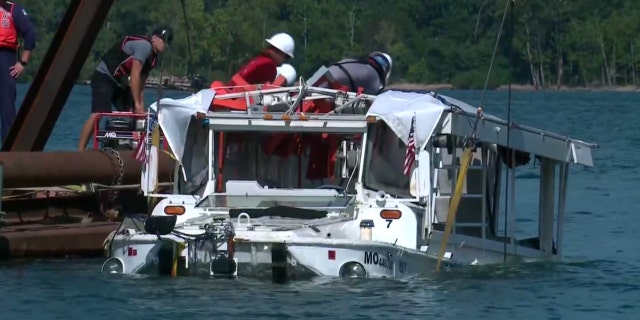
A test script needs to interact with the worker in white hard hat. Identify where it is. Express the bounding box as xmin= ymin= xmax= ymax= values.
xmin=321 ymin=51 xmax=393 ymax=95
xmin=274 ymin=63 xmax=297 ymax=86
xmin=219 ymin=32 xmax=295 ymax=86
